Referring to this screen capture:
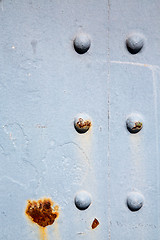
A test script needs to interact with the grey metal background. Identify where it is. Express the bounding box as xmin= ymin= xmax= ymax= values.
xmin=0 ymin=0 xmax=160 ymax=239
